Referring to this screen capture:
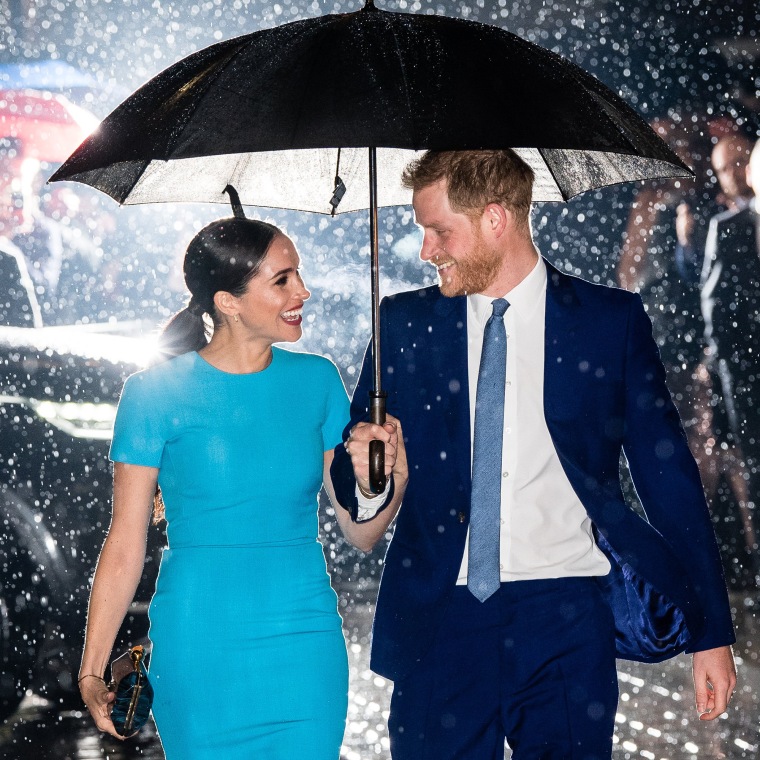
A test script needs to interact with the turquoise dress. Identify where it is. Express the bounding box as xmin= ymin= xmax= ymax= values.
xmin=110 ymin=348 xmax=350 ymax=759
